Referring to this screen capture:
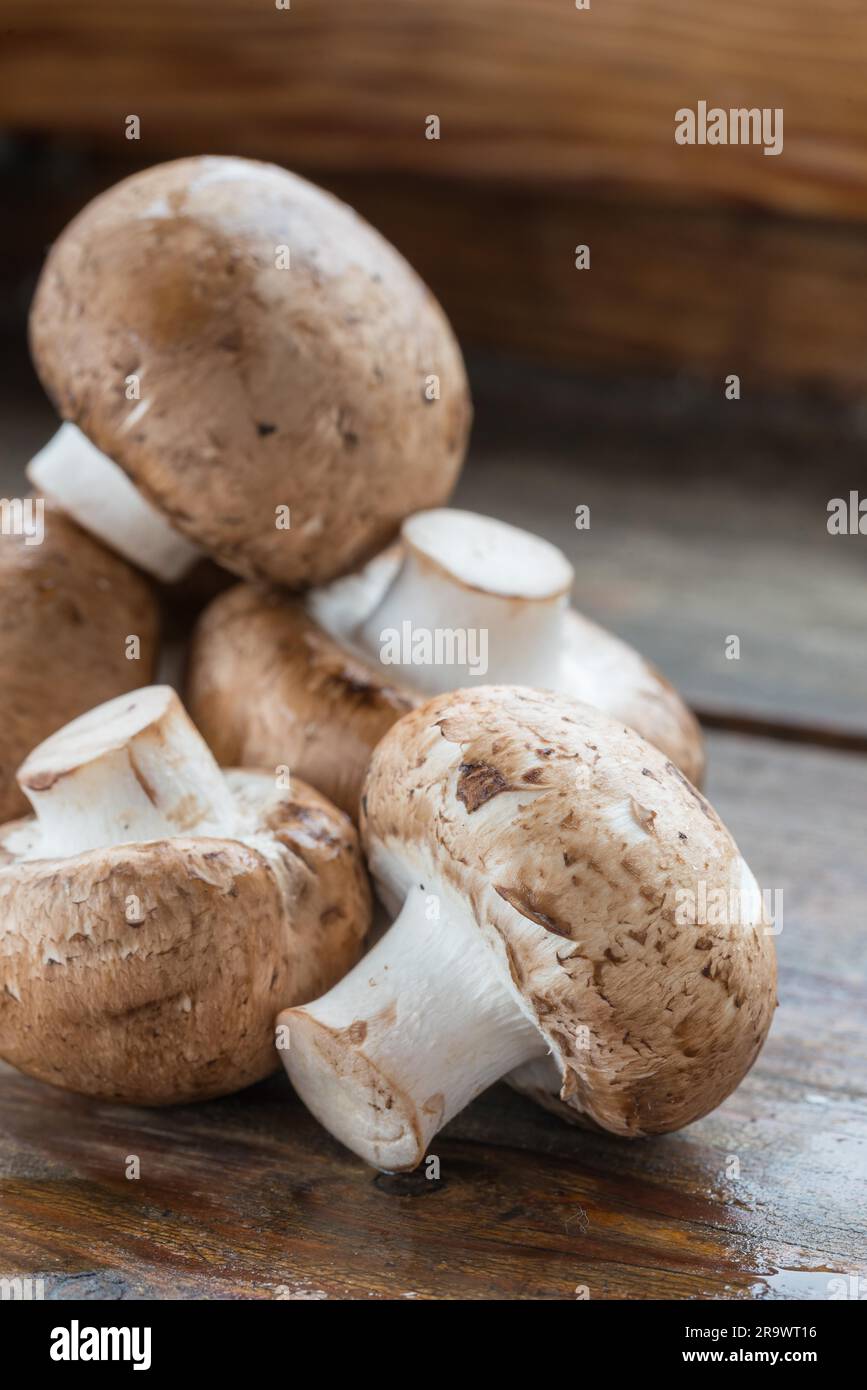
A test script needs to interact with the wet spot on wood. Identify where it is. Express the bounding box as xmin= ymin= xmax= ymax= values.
xmin=374 ymin=1170 xmax=446 ymax=1196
